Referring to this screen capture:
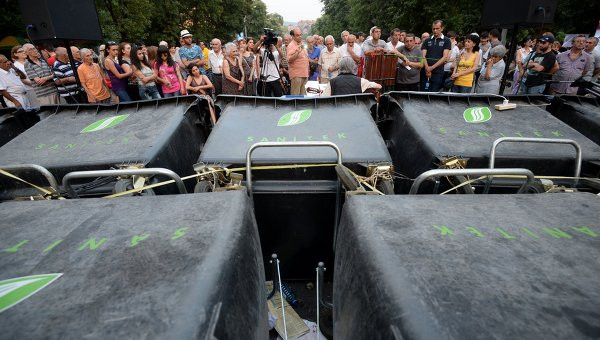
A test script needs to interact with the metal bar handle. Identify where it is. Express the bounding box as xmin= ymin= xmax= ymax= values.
xmin=409 ymin=168 xmax=535 ymax=194
xmin=245 ymin=141 xmax=343 ymax=196
xmin=489 ymin=137 xmax=582 ymax=180
xmin=63 ymin=168 xmax=187 ymax=198
xmin=0 ymin=164 xmax=60 ymax=192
